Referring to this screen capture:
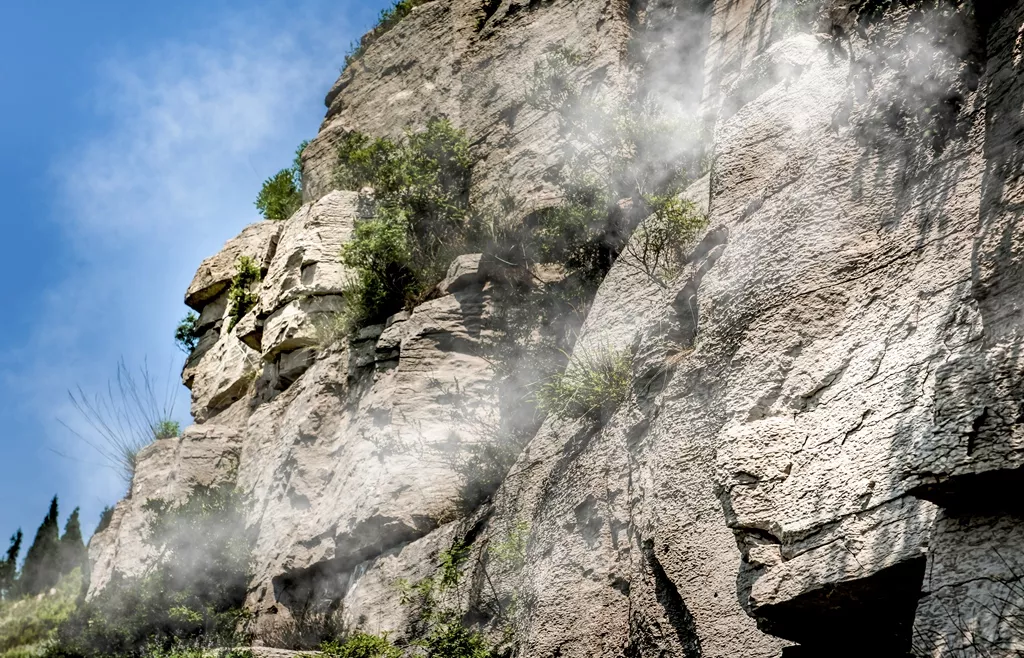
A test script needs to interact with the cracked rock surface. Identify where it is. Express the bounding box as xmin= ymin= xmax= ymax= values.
xmin=89 ymin=0 xmax=1024 ymax=654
